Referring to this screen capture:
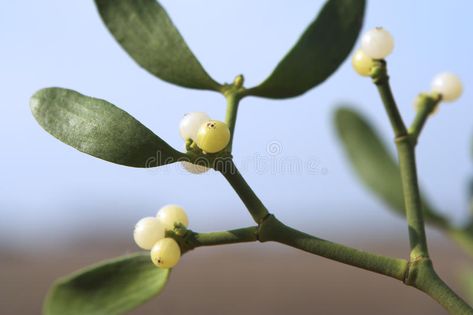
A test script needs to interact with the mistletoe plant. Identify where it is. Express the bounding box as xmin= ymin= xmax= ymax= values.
xmin=30 ymin=0 xmax=472 ymax=314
